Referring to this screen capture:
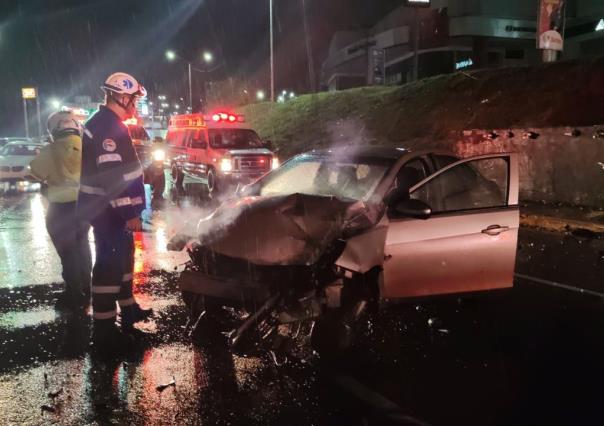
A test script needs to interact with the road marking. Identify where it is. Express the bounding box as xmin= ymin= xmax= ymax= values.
xmin=332 ymin=375 xmax=431 ymax=426
xmin=515 ymin=273 xmax=604 ymax=299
